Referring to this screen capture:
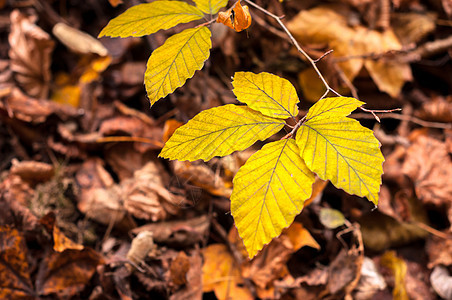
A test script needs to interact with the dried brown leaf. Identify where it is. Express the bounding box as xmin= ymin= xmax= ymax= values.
xmin=8 ymin=10 xmax=54 ymax=99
